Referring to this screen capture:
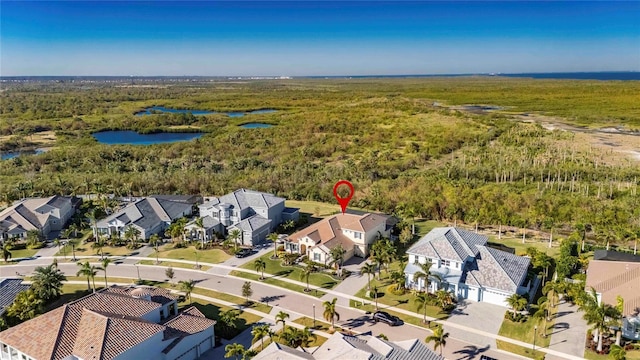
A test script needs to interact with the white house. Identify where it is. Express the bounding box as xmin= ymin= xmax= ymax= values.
xmin=0 ymin=196 xmax=77 ymax=240
xmin=95 ymin=197 xmax=192 ymax=240
xmin=196 ymin=189 xmax=299 ymax=246
xmin=586 ymin=259 xmax=640 ymax=340
xmin=0 ymin=285 xmax=216 ymax=360
xmin=284 ymin=213 xmax=389 ymax=265
xmin=404 ymin=227 xmax=532 ymax=307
